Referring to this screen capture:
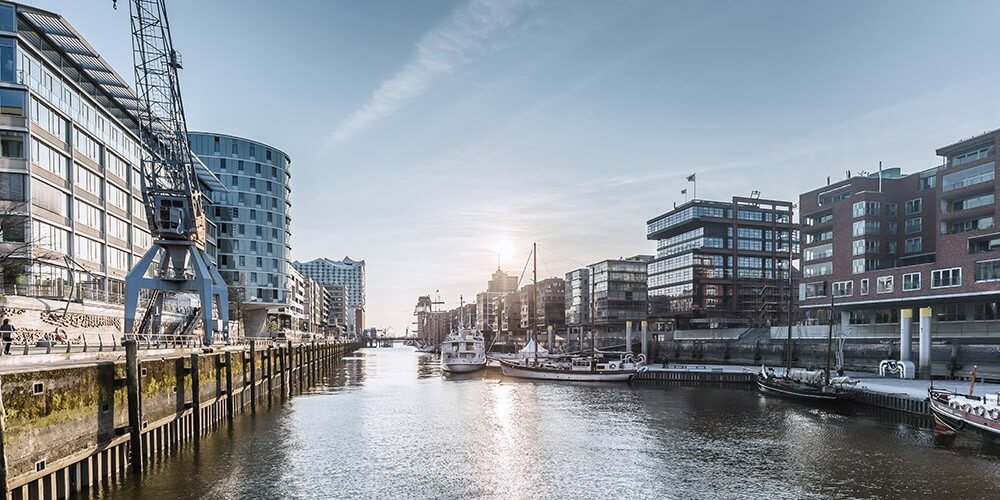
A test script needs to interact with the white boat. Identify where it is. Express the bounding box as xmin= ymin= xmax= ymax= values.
xmin=440 ymin=328 xmax=486 ymax=373
xmin=415 ymin=342 xmax=438 ymax=354
xmin=499 ymin=350 xmax=645 ymax=382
